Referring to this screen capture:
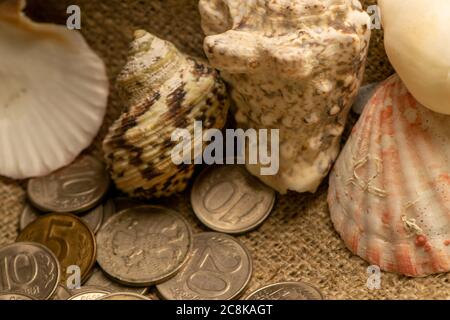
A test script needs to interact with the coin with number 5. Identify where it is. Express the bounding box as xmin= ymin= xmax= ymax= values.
xmin=17 ymin=213 xmax=96 ymax=284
